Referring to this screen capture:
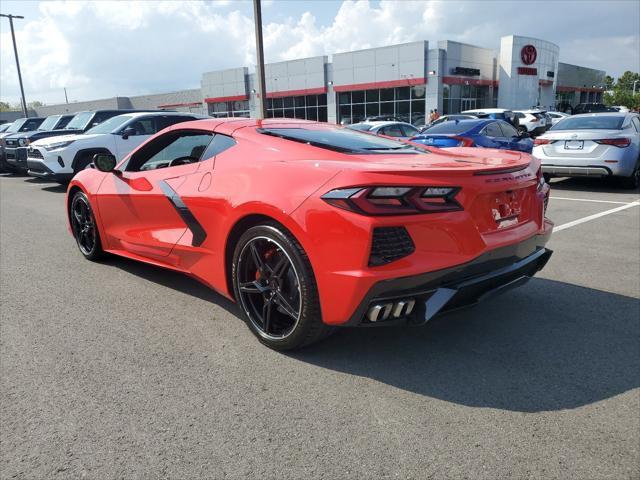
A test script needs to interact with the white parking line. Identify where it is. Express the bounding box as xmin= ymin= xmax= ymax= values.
xmin=553 ymin=200 xmax=640 ymax=232
xmin=550 ymin=196 xmax=638 ymax=205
